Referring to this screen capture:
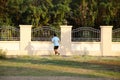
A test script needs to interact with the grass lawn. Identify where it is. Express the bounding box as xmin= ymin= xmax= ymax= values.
xmin=0 ymin=56 xmax=120 ymax=79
